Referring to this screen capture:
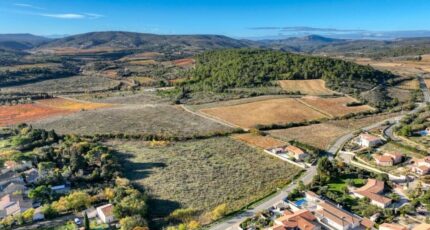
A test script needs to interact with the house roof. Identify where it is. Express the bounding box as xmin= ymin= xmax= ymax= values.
xmin=316 ymin=201 xmax=360 ymax=227
xmin=97 ymin=204 xmax=114 ymax=217
xmin=360 ymin=134 xmax=381 ymax=142
xmin=361 ymin=217 xmax=374 ymax=229
xmin=415 ymin=165 xmax=430 ymax=173
xmin=4 ymin=161 xmax=17 ymax=169
xmin=380 ymin=223 xmax=408 ymax=230
xmin=276 ymin=209 xmax=318 ymax=230
xmin=384 ymin=152 xmax=403 ymax=159
xmin=1 ymin=182 xmax=27 ymax=195
xmin=413 ymin=224 xmax=430 ymax=230
xmin=355 ymin=179 xmax=392 ymax=205
xmin=285 ymin=145 xmax=305 ymax=155
xmin=374 ymin=155 xmax=393 ymax=163
xmin=305 ymin=191 xmax=319 ymax=198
